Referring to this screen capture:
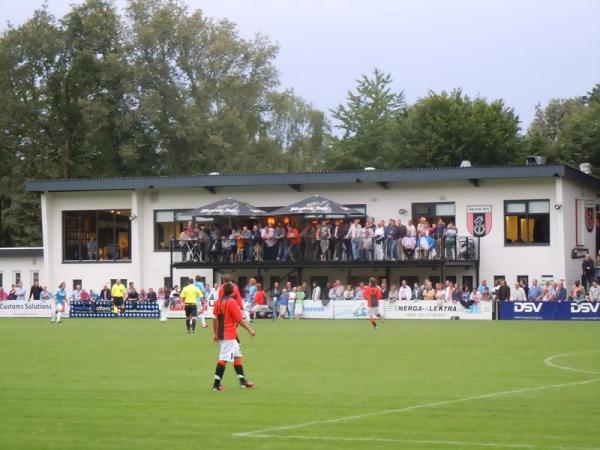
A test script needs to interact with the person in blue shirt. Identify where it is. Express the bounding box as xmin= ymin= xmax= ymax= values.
xmin=277 ymin=289 xmax=289 ymax=319
xmin=194 ymin=275 xmax=208 ymax=329
xmin=527 ymin=279 xmax=542 ymax=301
xmin=52 ymin=282 xmax=71 ymax=324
